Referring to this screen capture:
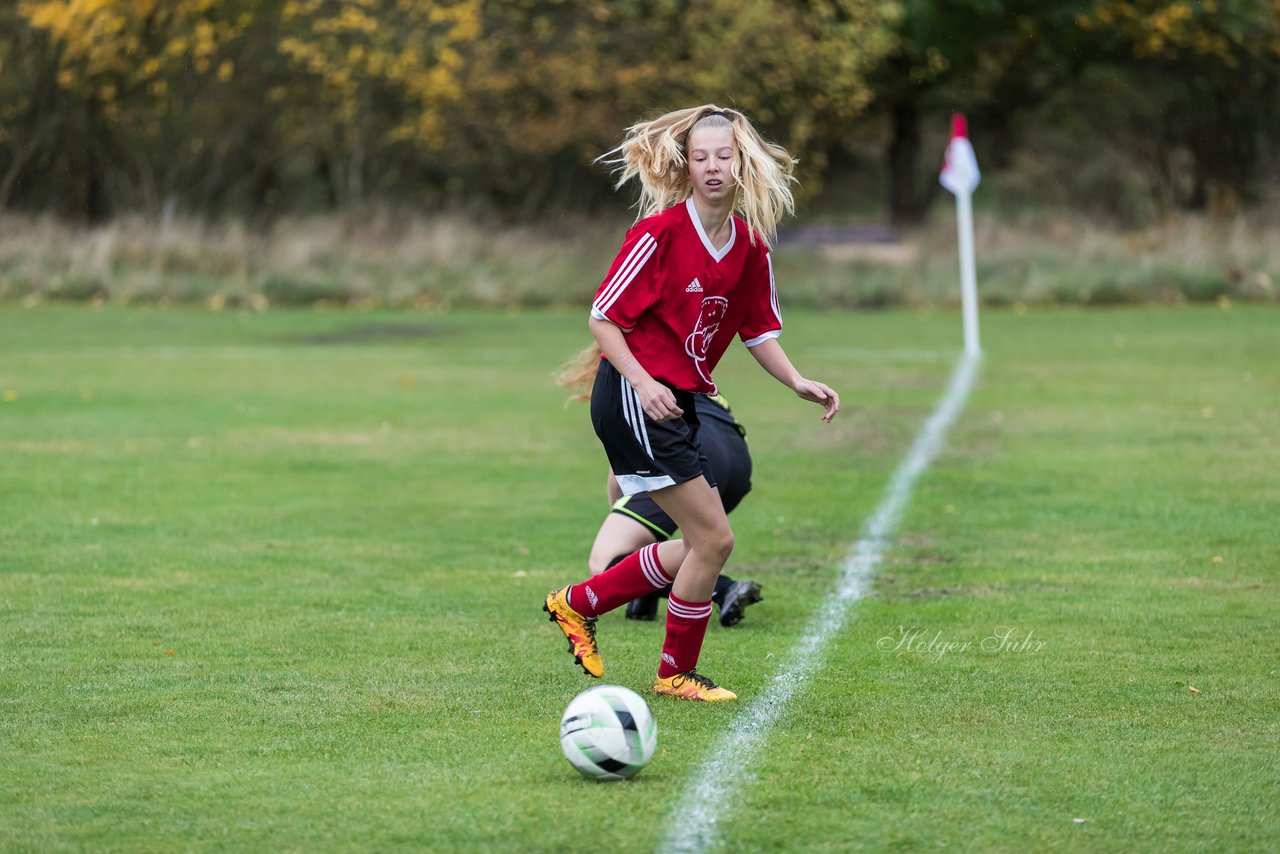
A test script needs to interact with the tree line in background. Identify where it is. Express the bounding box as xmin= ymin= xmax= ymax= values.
xmin=2 ymin=0 xmax=1278 ymax=225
